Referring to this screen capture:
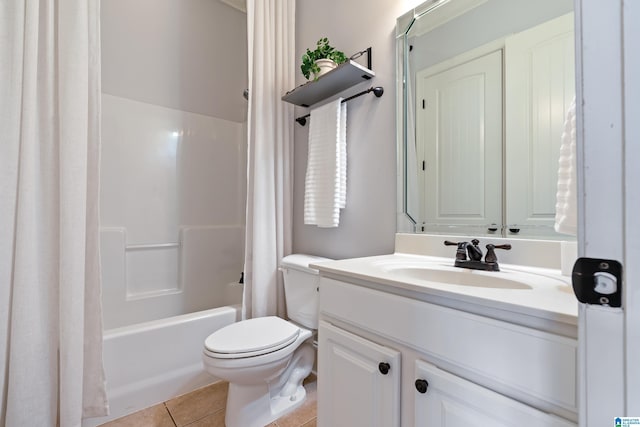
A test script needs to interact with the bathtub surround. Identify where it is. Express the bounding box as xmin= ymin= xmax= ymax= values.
xmin=244 ymin=0 xmax=296 ymax=319
xmin=99 ymin=95 xmax=246 ymax=328
xmin=0 ymin=0 xmax=107 ymax=424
